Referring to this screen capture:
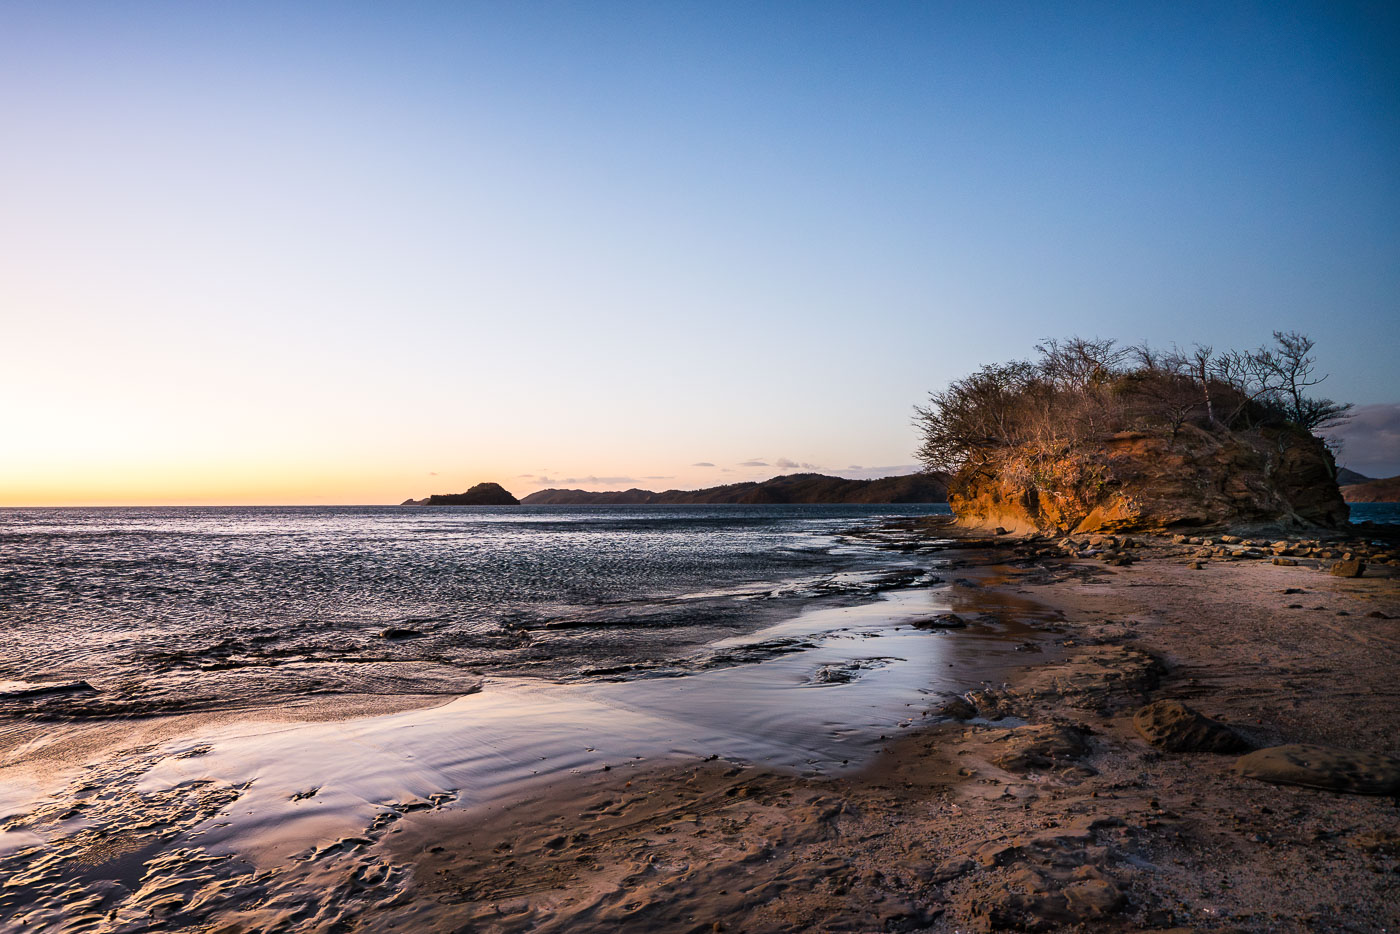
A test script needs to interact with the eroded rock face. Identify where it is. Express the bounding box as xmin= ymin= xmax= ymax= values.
xmin=1132 ymin=700 xmax=1249 ymax=753
xmin=948 ymin=424 xmax=1347 ymax=535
